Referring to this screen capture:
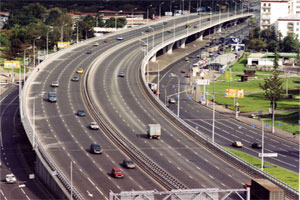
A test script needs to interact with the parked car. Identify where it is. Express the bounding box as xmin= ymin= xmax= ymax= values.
xmin=232 ymin=141 xmax=243 ymax=148
xmin=6 ymin=174 xmax=16 ymax=183
xmin=181 ymin=69 xmax=186 ymax=73
xmin=90 ymin=144 xmax=102 ymax=154
xmin=71 ymin=76 xmax=80 ymax=82
xmin=252 ymin=142 xmax=262 ymax=149
xmin=111 ymin=168 xmax=124 ymax=178
xmin=77 ymin=110 xmax=86 ymax=117
xmin=51 ymin=80 xmax=59 ymax=87
xmin=185 ymin=73 xmax=191 ymax=78
xmin=90 ymin=122 xmax=99 ymax=130
xmin=123 ymin=159 xmax=136 ymax=169
xmin=169 ymin=98 xmax=176 ymax=104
